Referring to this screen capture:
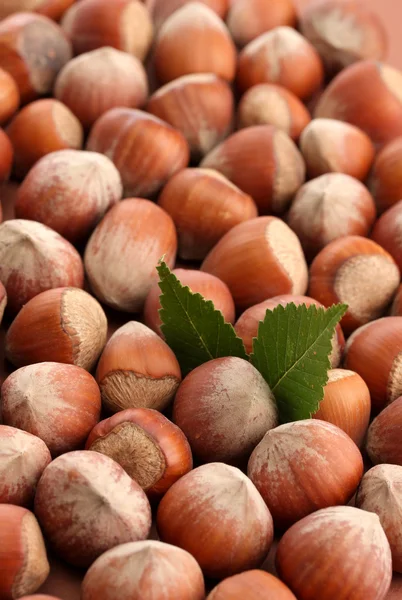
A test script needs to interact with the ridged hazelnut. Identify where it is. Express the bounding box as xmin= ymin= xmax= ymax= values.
xmin=7 ymin=99 xmax=83 ymax=178
xmin=237 ymin=83 xmax=311 ymax=141
xmin=146 ymin=74 xmax=234 ymax=160
xmin=144 ymin=269 xmax=236 ymax=336
xmin=5 ymin=287 xmax=108 ymax=371
xmin=0 ymin=1 xmax=75 ymax=21
xmin=34 ymin=451 xmax=152 ymax=567
xmin=61 ymin=0 xmax=153 ymax=61
xmin=148 ymin=0 xmax=229 ymax=31
xmin=0 ymin=128 xmax=13 ymax=182
xmin=201 ymin=217 xmax=308 ymax=311
xmin=81 ymin=540 xmax=205 ymax=600
xmin=372 ymin=201 xmax=402 ymax=271
xmin=234 ymin=294 xmax=345 ymax=366
xmin=153 ymin=2 xmax=237 ymax=84
xmin=276 ymin=506 xmax=392 ymax=600
xmin=300 ymin=0 xmax=387 ymax=76
xmin=54 ymin=47 xmax=148 ymax=129
xmin=248 ymin=419 xmax=363 ymax=529
xmin=95 ymin=321 xmax=181 ymax=413
xmin=315 ymin=60 xmax=402 ymax=147
xmin=84 ymin=199 xmax=177 ymax=312
xmin=0 ymin=219 xmax=84 ymax=313
xmin=356 ymin=464 xmax=402 ymax=573
xmin=392 ymin=285 xmax=402 ymax=316
xmin=157 ymin=462 xmax=274 ymax=578
xmin=15 ymin=150 xmax=123 ymax=244
xmin=288 ymin=173 xmax=377 ymax=260
xmin=308 ymin=236 xmax=400 ymax=335
xmin=300 ymin=118 xmax=375 ymax=181
xmin=0 ymin=67 xmax=19 ymax=124
xmin=1 ymin=363 xmax=101 ymax=457
xmin=227 ymin=0 xmax=297 ymax=48
xmin=86 ymin=408 xmax=192 ymax=498
xmin=200 ymin=125 xmax=305 ymax=214
xmin=0 ymin=425 xmax=51 ymax=506
xmin=207 ymin=570 xmax=297 ymax=600
xmin=369 ymin=137 xmax=402 ymax=213
xmin=236 ymin=26 xmax=324 ymax=99
xmin=173 ymin=357 xmax=278 ymax=464
xmin=0 ymin=13 xmax=71 ymax=103
xmin=158 ymin=169 xmax=257 ymax=260
xmin=0 ymin=505 xmax=50 ymax=600
xmin=86 ymin=108 xmax=189 ymax=198
xmin=344 ymin=317 xmax=402 ymax=413
xmin=313 ymin=369 xmax=371 ymax=447
xmin=366 ymin=397 xmax=402 ymax=465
